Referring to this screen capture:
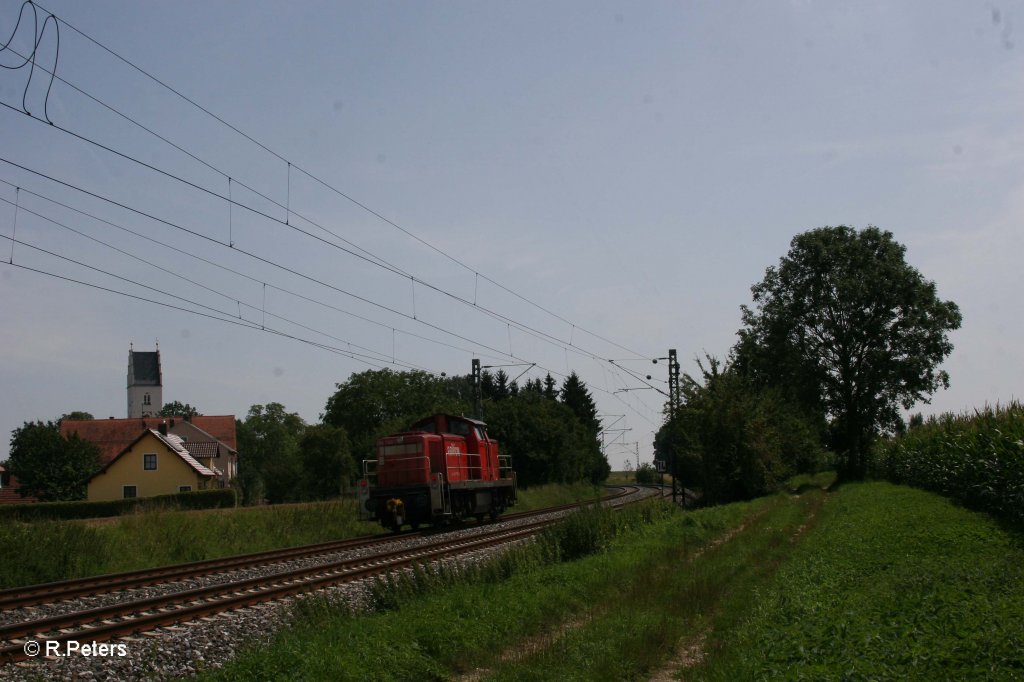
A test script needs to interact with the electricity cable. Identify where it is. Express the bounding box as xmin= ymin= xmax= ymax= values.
xmin=24 ymin=1 xmax=654 ymax=361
